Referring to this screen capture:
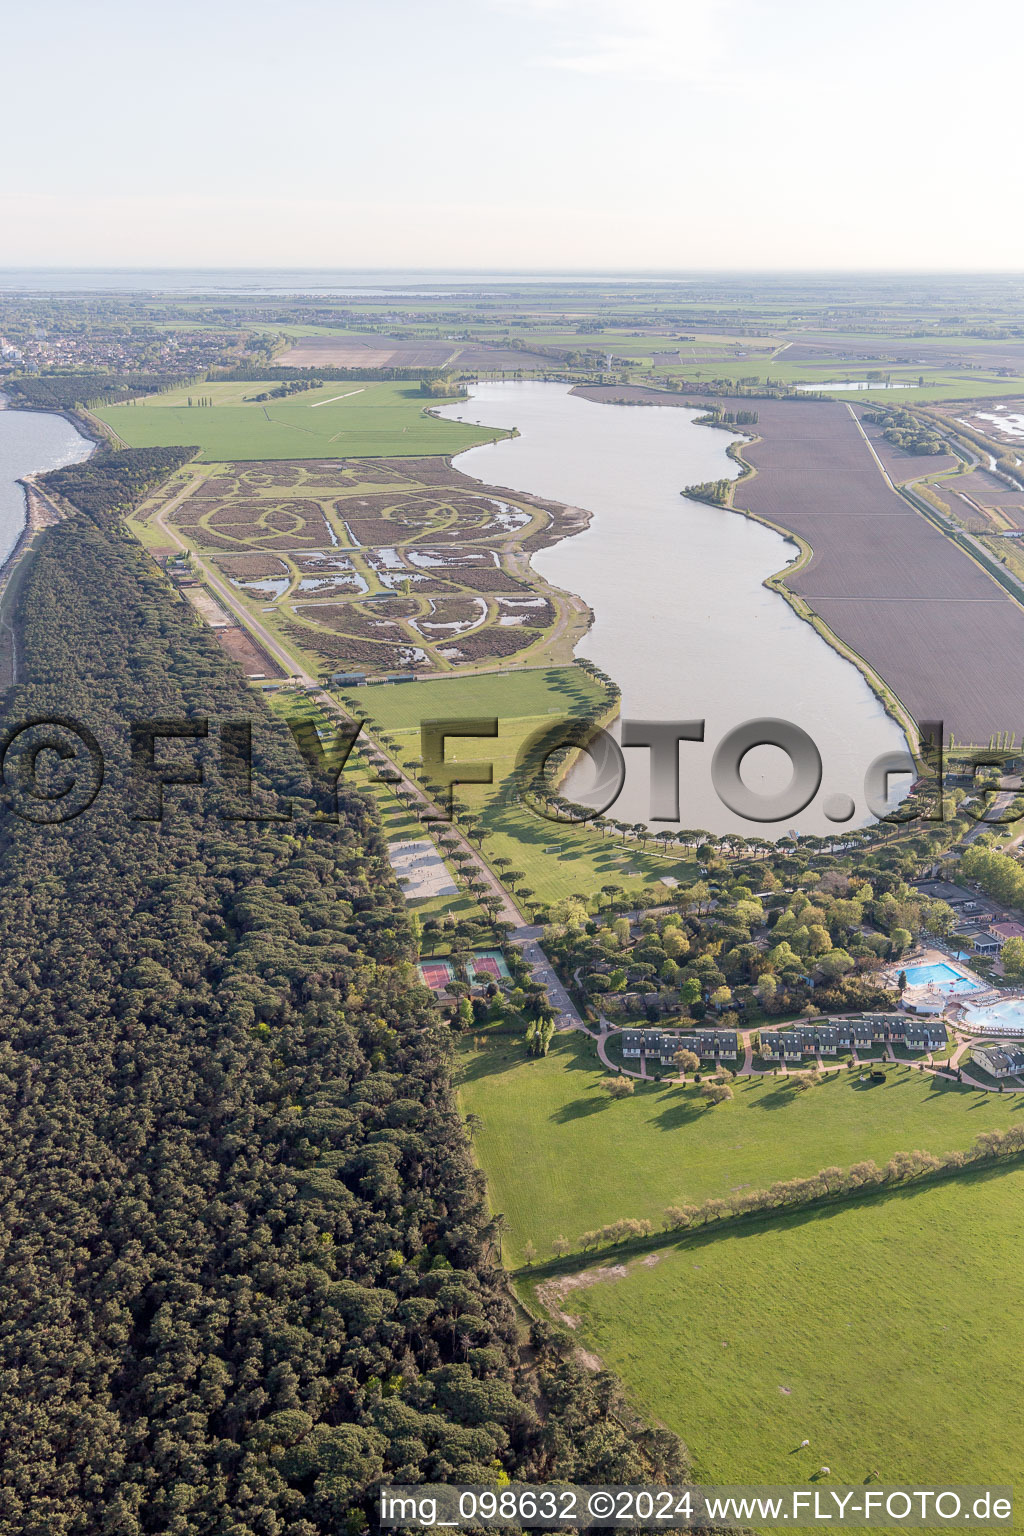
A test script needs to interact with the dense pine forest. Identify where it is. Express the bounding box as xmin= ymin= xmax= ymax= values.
xmin=0 ymin=497 xmax=686 ymax=1532
xmin=4 ymin=374 xmax=190 ymax=410
xmin=39 ymin=447 xmax=196 ymax=525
